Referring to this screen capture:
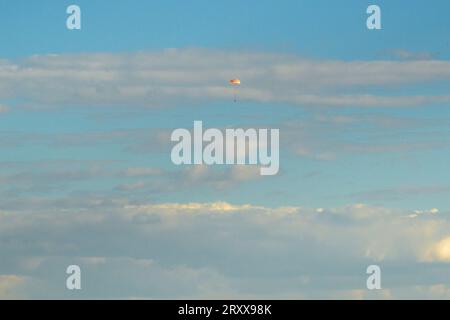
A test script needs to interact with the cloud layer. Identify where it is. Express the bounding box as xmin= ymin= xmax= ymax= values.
xmin=3 ymin=49 xmax=450 ymax=108
xmin=1 ymin=198 xmax=449 ymax=299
